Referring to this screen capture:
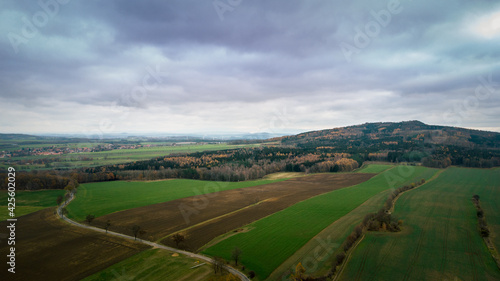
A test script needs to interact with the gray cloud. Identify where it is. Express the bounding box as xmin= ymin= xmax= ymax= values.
xmin=1 ymin=0 xmax=500 ymax=134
